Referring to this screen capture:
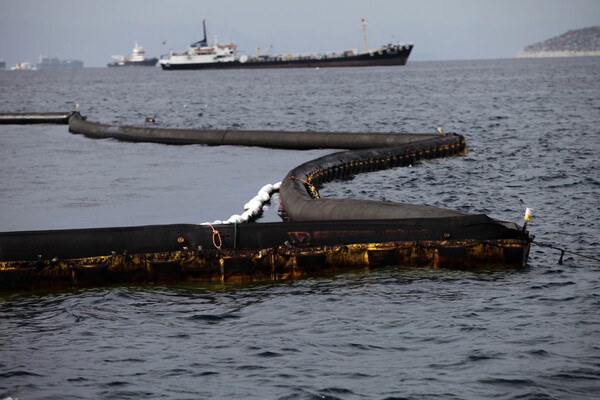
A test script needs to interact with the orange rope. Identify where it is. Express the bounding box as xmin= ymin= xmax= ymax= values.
xmin=207 ymin=224 xmax=222 ymax=249
xmin=288 ymin=175 xmax=311 ymax=185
